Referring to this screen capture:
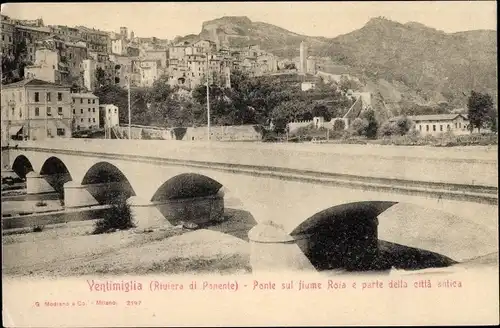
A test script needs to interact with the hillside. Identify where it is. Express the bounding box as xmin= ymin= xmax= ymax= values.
xmin=185 ymin=16 xmax=497 ymax=115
